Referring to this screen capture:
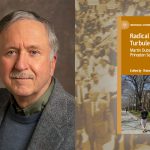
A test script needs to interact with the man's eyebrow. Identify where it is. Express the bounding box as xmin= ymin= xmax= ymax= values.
xmin=5 ymin=46 xmax=19 ymax=50
xmin=27 ymin=45 xmax=39 ymax=49
xmin=3 ymin=45 xmax=42 ymax=51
